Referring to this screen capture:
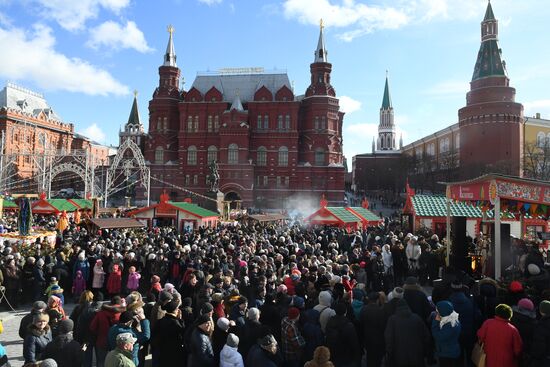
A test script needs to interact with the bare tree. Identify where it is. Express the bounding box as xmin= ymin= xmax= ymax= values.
xmin=524 ymin=141 xmax=550 ymax=181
